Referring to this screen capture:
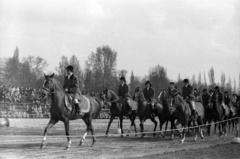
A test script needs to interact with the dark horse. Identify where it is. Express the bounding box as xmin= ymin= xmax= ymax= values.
xmin=156 ymin=90 xmax=177 ymax=140
xmin=174 ymin=95 xmax=205 ymax=143
xmin=206 ymin=100 xmax=229 ymax=137
xmin=40 ymin=74 xmax=102 ymax=150
xmin=102 ymin=89 xmax=138 ymax=137
xmin=132 ymin=88 xmax=159 ymax=137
